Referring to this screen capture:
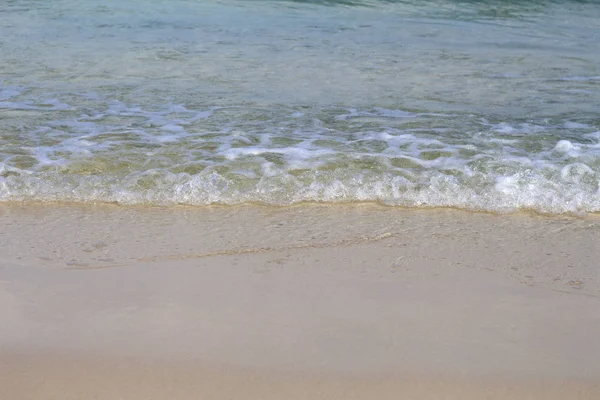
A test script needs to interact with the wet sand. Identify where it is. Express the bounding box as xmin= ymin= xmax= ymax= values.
xmin=1 ymin=204 xmax=599 ymax=399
